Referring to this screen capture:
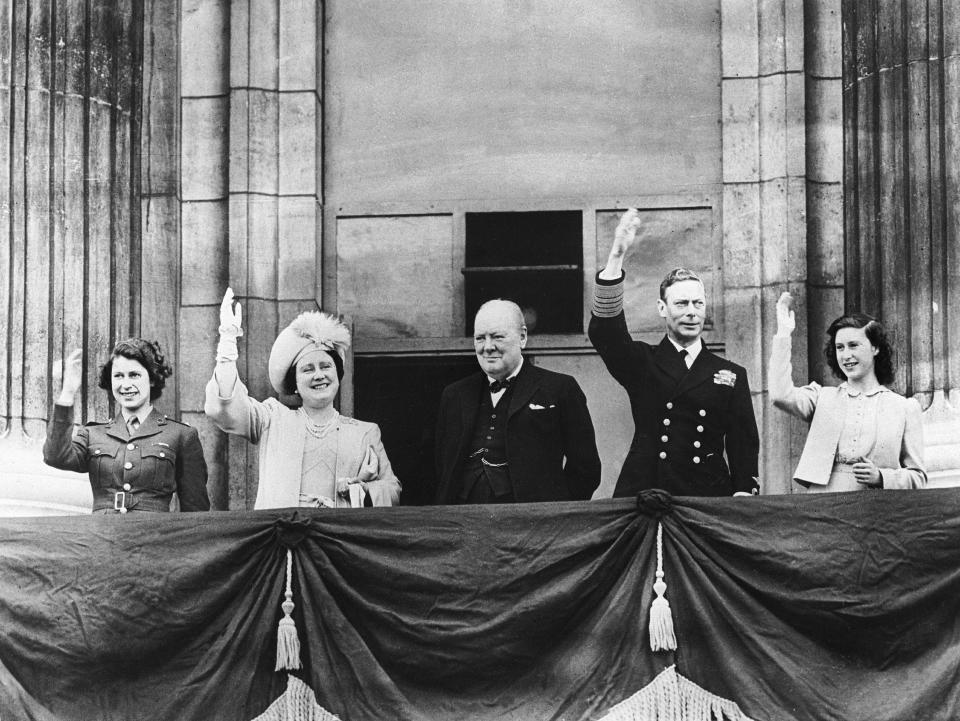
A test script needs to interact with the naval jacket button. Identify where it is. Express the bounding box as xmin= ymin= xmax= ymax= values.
xmin=693 ymin=456 xmax=701 ymax=464
xmin=119 ymin=507 xmax=128 ymax=514
xmin=127 ymin=443 xmax=135 ymax=450
xmin=693 ymin=440 xmax=701 ymax=448
xmin=663 ymin=419 xmax=671 ymax=426
xmin=123 ymin=483 xmax=132 ymax=491
xmin=661 ymin=435 xmax=668 ymax=443
xmin=699 ymin=409 xmax=706 ymax=417
xmin=665 ymin=402 xmax=673 ymax=410
xmin=696 ymin=425 xmax=704 ymax=433
xmin=123 ymin=461 xmax=133 ymax=470
xmin=659 ymin=451 xmax=667 ymax=460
